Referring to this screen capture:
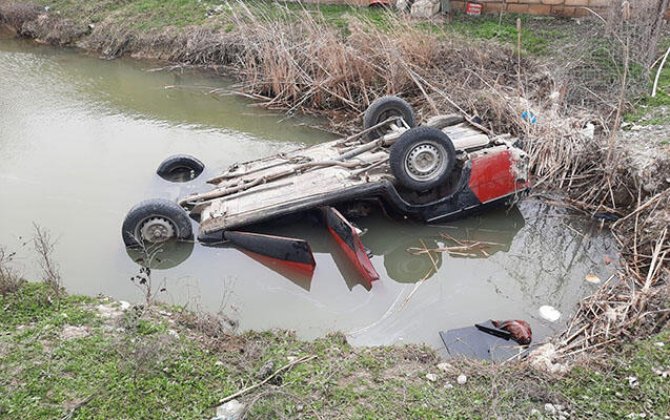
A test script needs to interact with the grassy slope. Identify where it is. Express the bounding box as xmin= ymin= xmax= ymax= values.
xmin=1 ymin=283 xmax=668 ymax=419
